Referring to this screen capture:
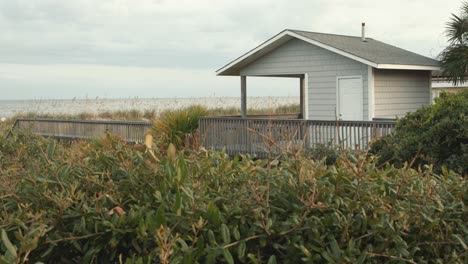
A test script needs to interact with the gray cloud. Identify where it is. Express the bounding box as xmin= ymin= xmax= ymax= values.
xmin=0 ymin=0 xmax=462 ymax=99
